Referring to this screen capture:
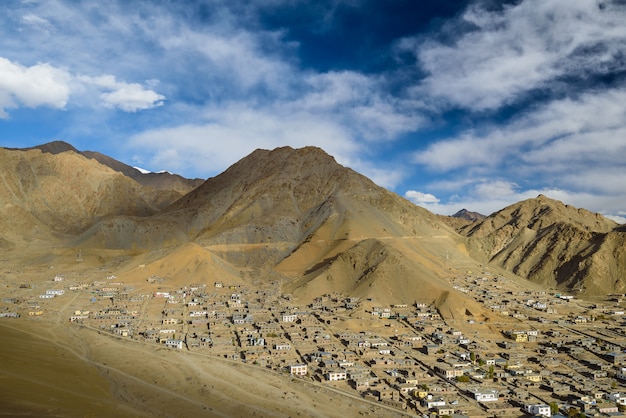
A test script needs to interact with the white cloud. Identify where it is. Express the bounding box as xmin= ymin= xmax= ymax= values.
xmin=0 ymin=56 xmax=166 ymax=116
xmin=0 ymin=56 xmax=70 ymax=117
xmin=406 ymin=178 xmax=626 ymax=225
xmin=414 ymin=87 xmax=626 ymax=191
xmin=401 ymin=0 xmax=626 ymax=110
xmin=404 ymin=190 xmax=440 ymax=205
xmin=100 ymin=84 xmax=165 ymax=112
xmin=21 ymin=13 xmax=54 ymax=34
xmin=76 ymin=75 xmax=165 ymax=112
xmin=127 ymin=104 xmax=361 ymax=177
xmin=605 ymin=215 xmax=626 ymax=224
